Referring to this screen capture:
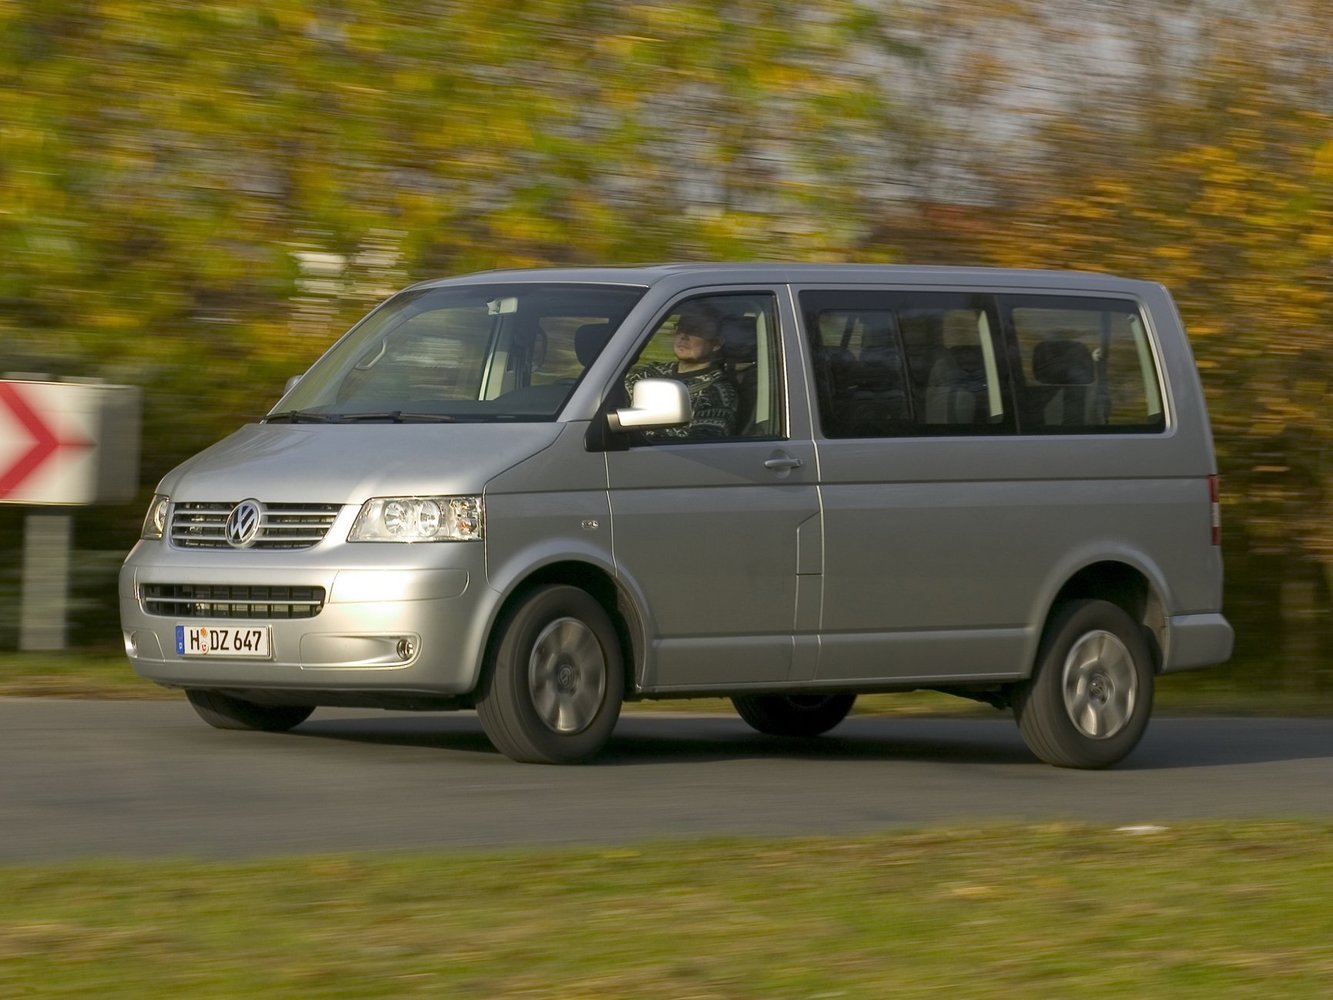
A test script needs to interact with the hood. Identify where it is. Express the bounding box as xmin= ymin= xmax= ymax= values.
xmin=159 ymin=422 xmax=565 ymax=503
